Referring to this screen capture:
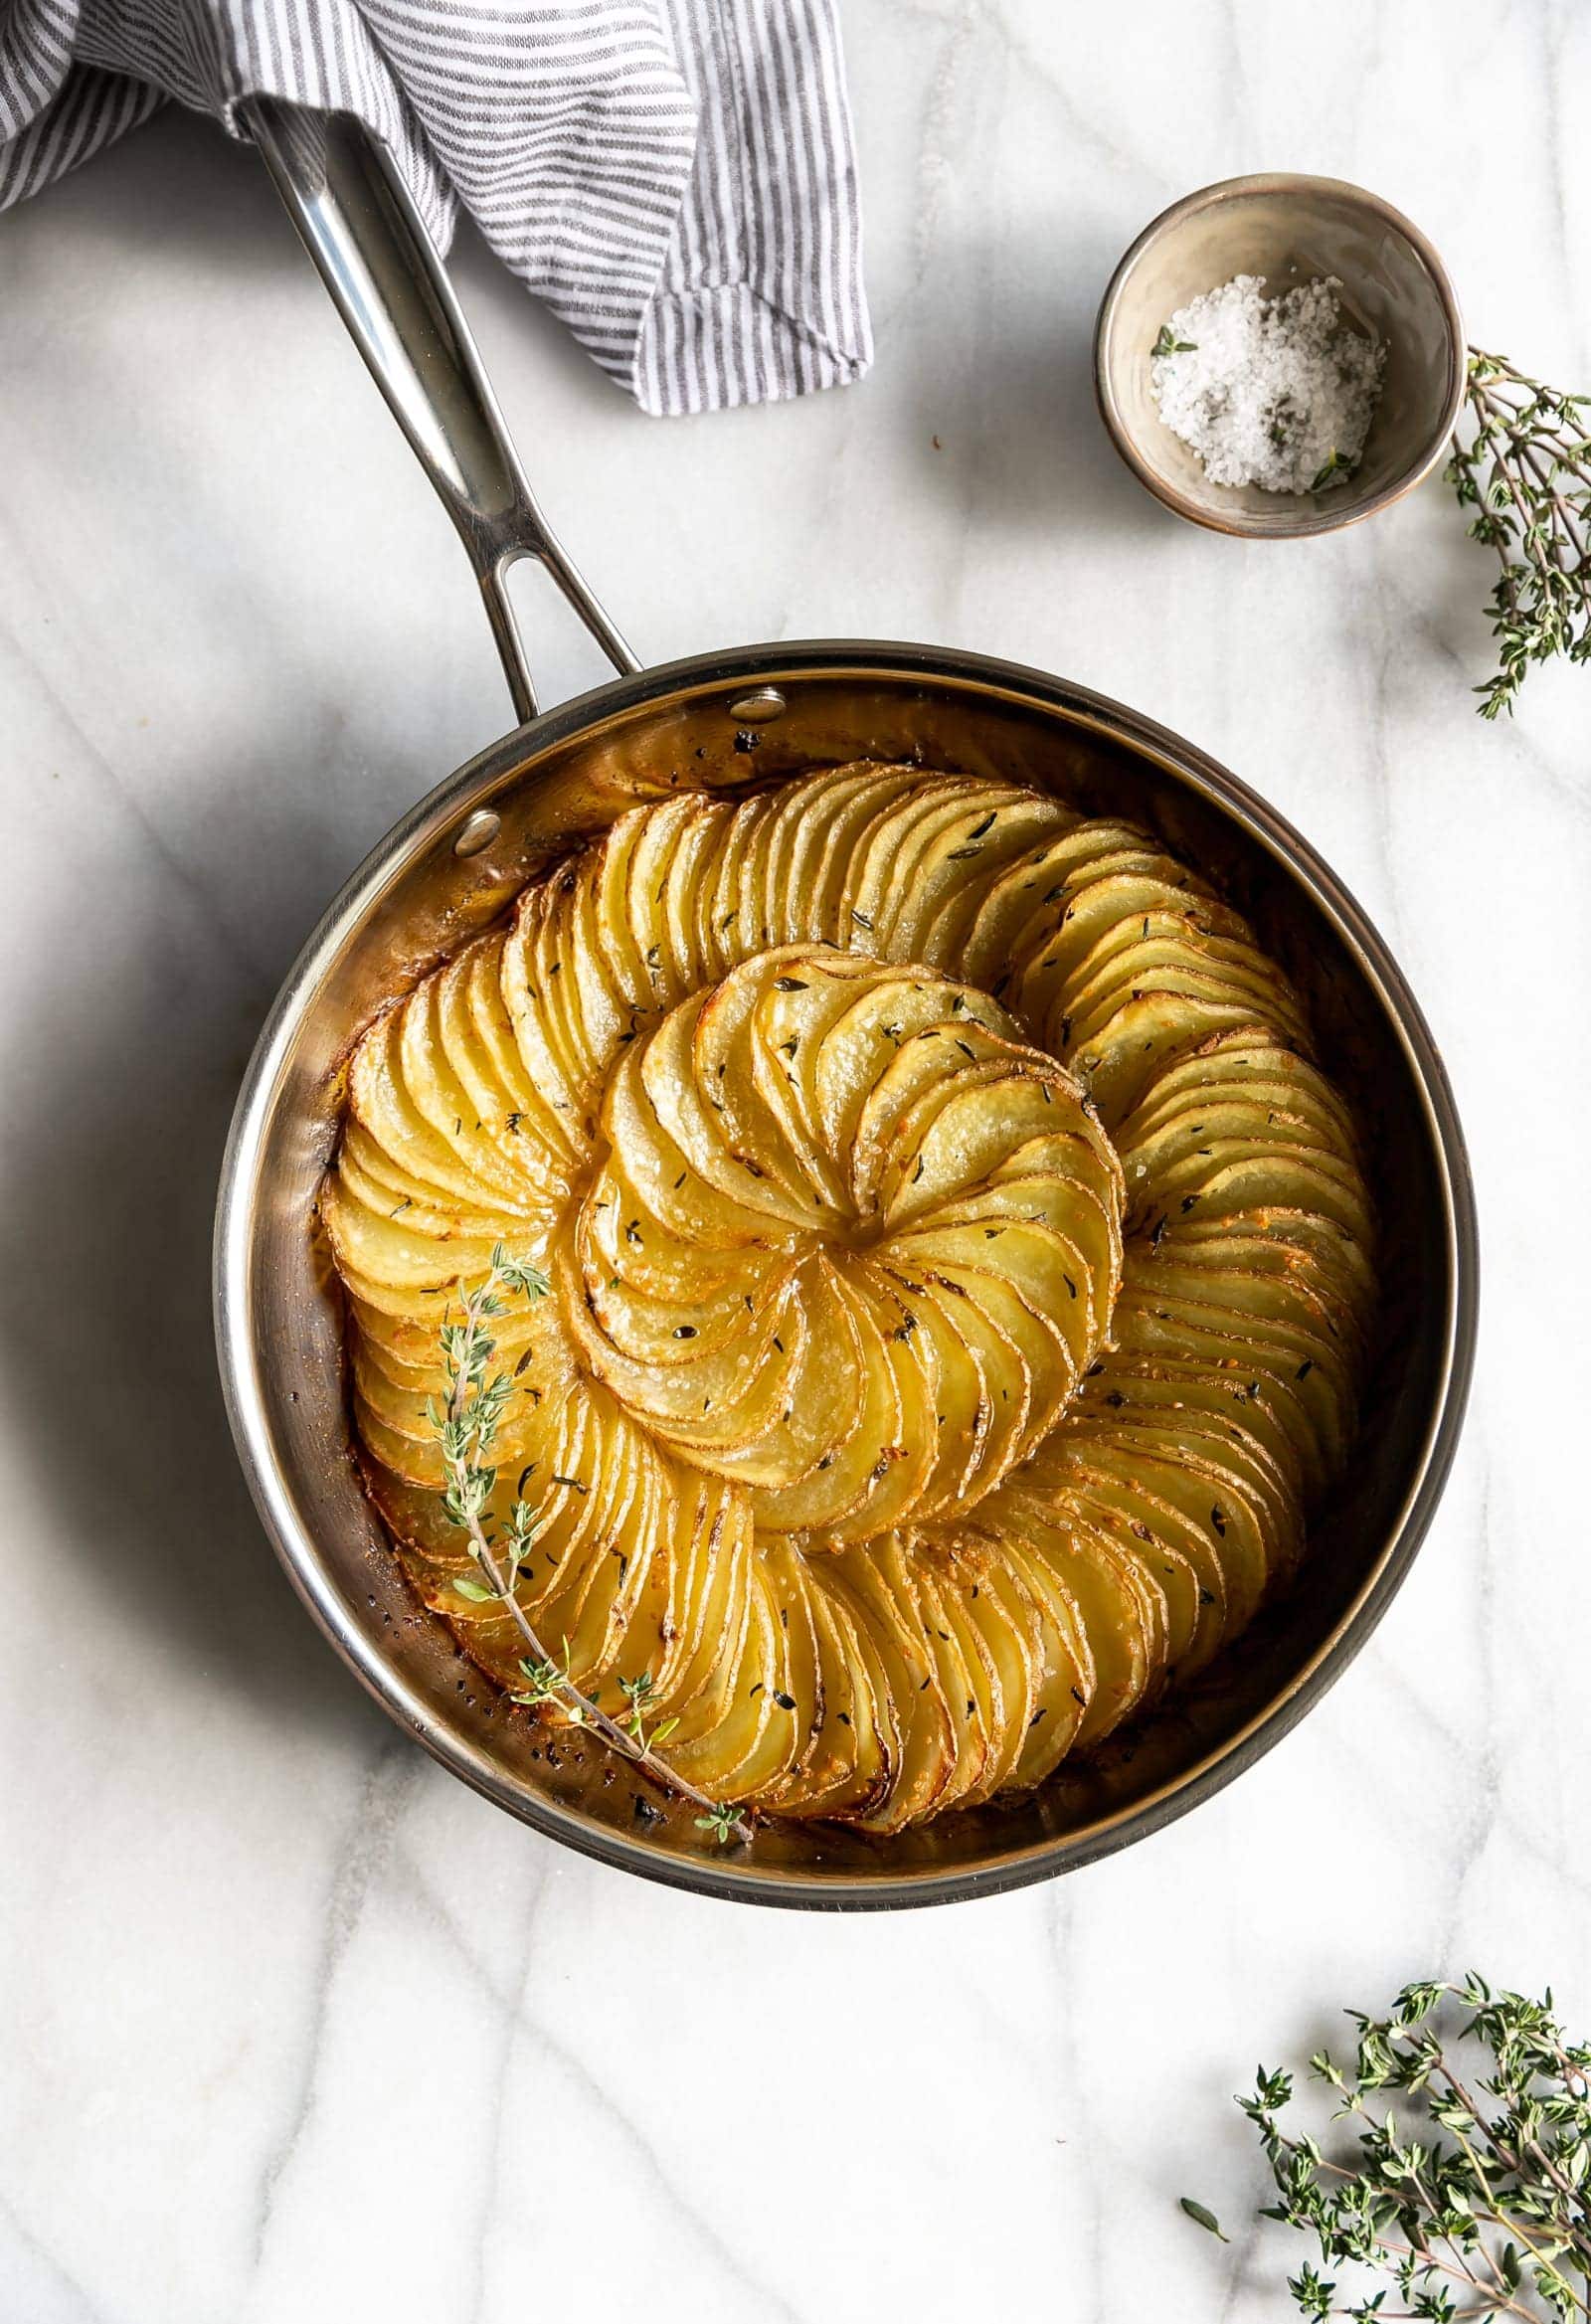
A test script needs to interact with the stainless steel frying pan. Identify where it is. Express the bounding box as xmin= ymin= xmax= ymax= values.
xmin=214 ymin=101 xmax=1478 ymax=1908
